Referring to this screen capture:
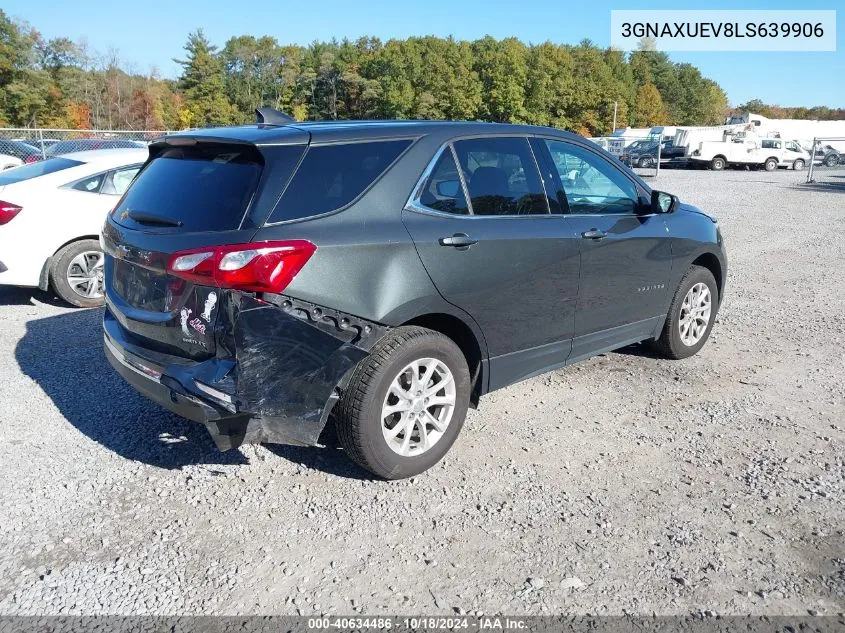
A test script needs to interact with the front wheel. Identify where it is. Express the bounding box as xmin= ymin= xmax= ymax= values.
xmin=793 ymin=159 xmax=805 ymax=170
xmin=710 ymin=157 xmax=726 ymax=171
xmin=50 ymin=239 xmax=105 ymax=308
xmin=650 ymin=265 xmax=719 ymax=360
xmin=335 ymin=326 xmax=471 ymax=479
